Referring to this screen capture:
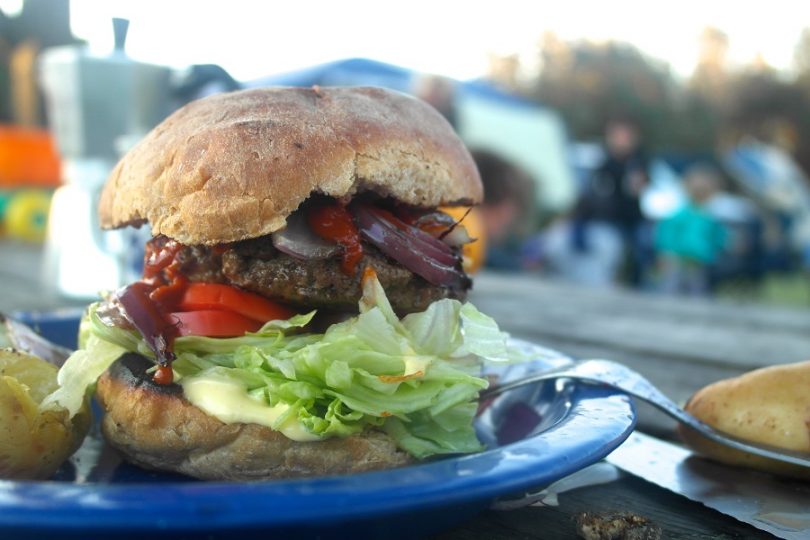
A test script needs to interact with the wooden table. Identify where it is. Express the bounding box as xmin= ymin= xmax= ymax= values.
xmin=443 ymin=272 xmax=809 ymax=539
xmin=2 ymin=241 xmax=808 ymax=539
